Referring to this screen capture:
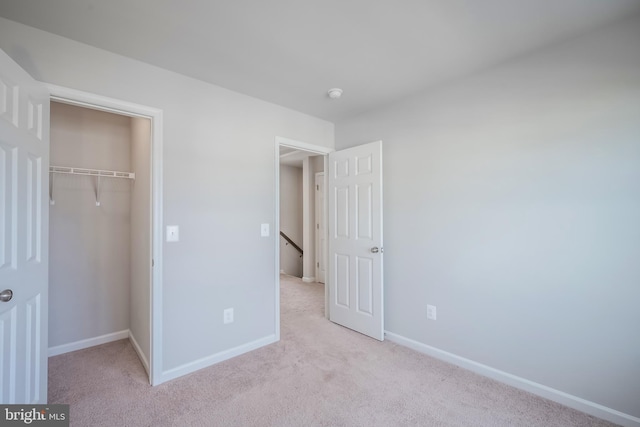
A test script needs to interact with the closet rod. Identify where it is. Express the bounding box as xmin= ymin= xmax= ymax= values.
xmin=49 ymin=165 xmax=135 ymax=179
xmin=49 ymin=165 xmax=135 ymax=206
